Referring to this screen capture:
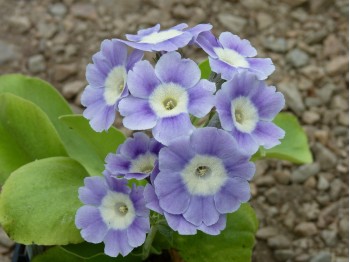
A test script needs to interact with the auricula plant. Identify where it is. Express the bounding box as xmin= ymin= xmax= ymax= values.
xmin=0 ymin=22 xmax=313 ymax=262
